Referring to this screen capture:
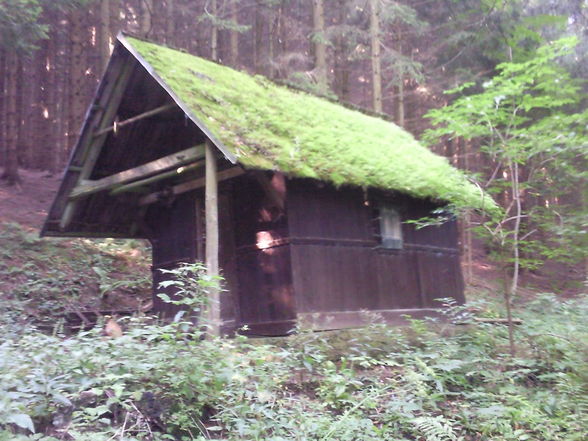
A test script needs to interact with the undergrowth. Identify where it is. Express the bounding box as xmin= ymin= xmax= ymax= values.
xmin=1 ymin=292 xmax=586 ymax=440
xmin=0 ymin=221 xmax=151 ymax=329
